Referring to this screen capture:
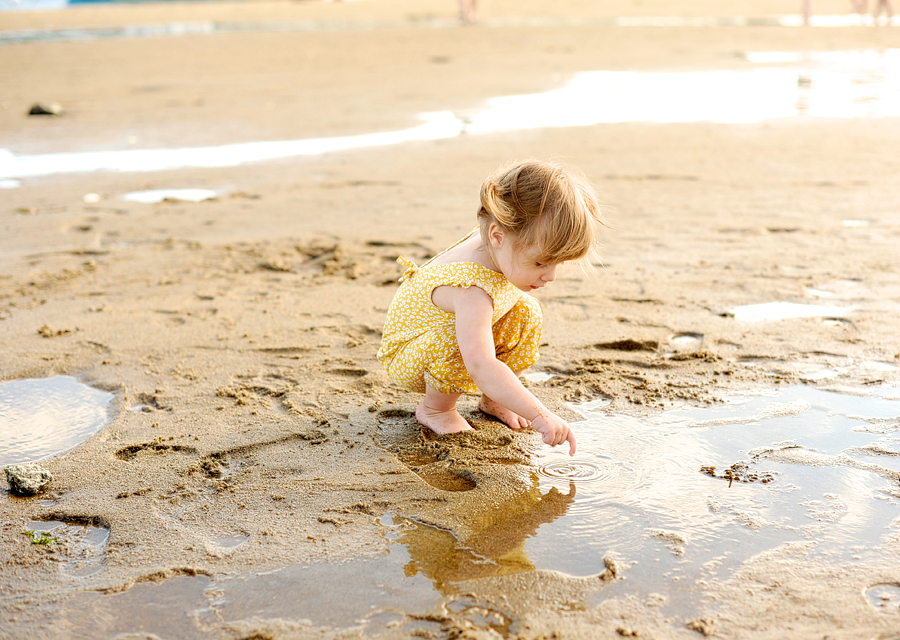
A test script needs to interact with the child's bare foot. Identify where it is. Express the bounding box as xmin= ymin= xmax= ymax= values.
xmin=416 ymin=401 xmax=473 ymax=435
xmin=478 ymin=396 xmax=530 ymax=429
